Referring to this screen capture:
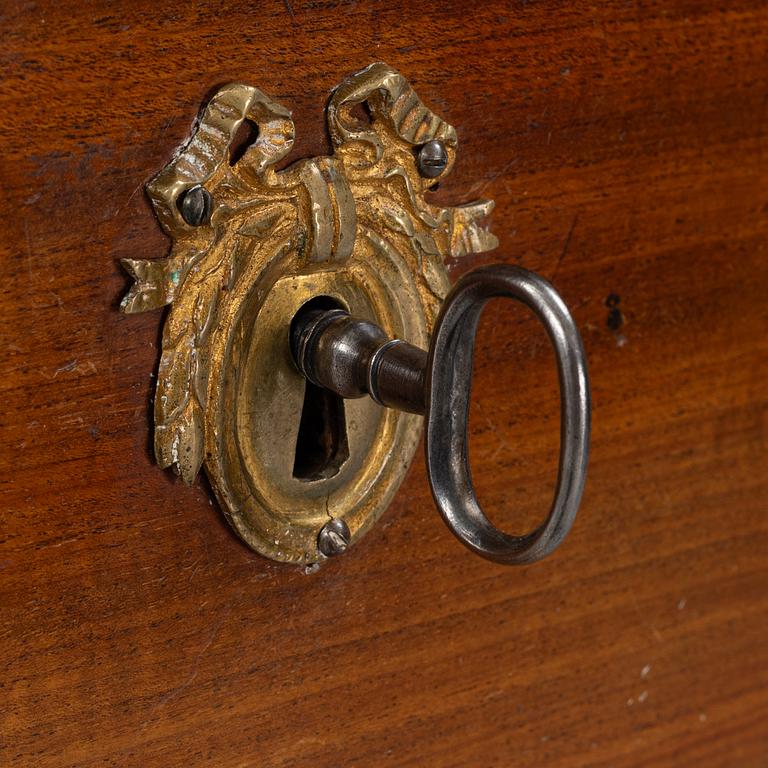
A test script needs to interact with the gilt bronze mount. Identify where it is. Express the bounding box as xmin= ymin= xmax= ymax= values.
xmin=122 ymin=62 xmax=500 ymax=564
